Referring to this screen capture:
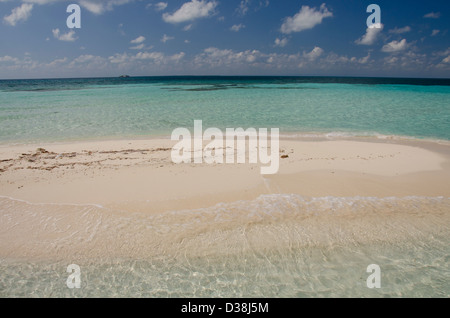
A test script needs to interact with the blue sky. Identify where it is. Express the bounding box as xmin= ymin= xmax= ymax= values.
xmin=0 ymin=0 xmax=449 ymax=79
